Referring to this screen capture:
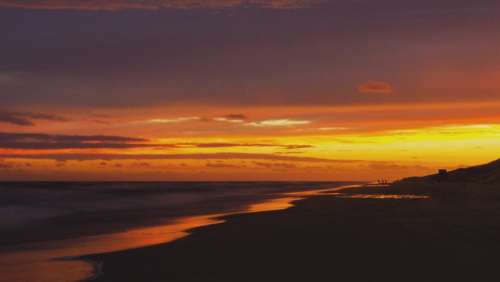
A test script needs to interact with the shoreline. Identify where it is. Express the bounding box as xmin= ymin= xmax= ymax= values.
xmin=82 ymin=183 xmax=363 ymax=281
xmin=1 ymin=181 xmax=348 ymax=247
xmin=82 ymin=183 xmax=380 ymax=281
xmin=85 ymin=181 xmax=500 ymax=282
xmin=0 ymin=182 xmax=358 ymax=282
